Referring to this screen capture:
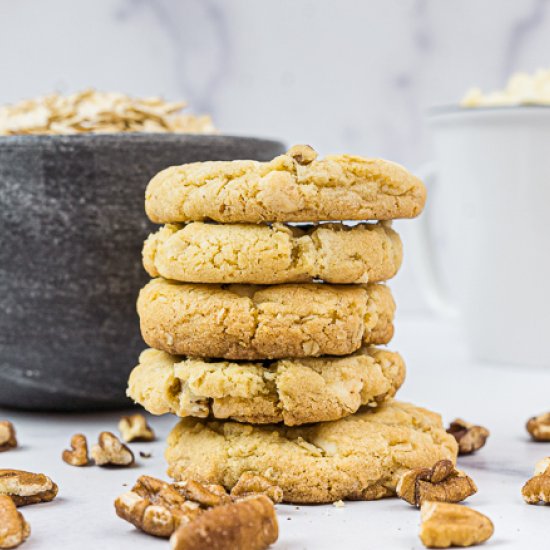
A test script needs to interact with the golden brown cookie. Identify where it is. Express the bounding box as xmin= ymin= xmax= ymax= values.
xmin=165 ymin=401 xmax=458 ymax=503
xmin=142 ymin=222 xmax=402 ymax=284
xmin=145 ymin=145 xmax=426 ymax=223
xmin=137 ymin=279 xmax=395 ymax=360
xmin=127 ymin=346 xmax=405 ymax=426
